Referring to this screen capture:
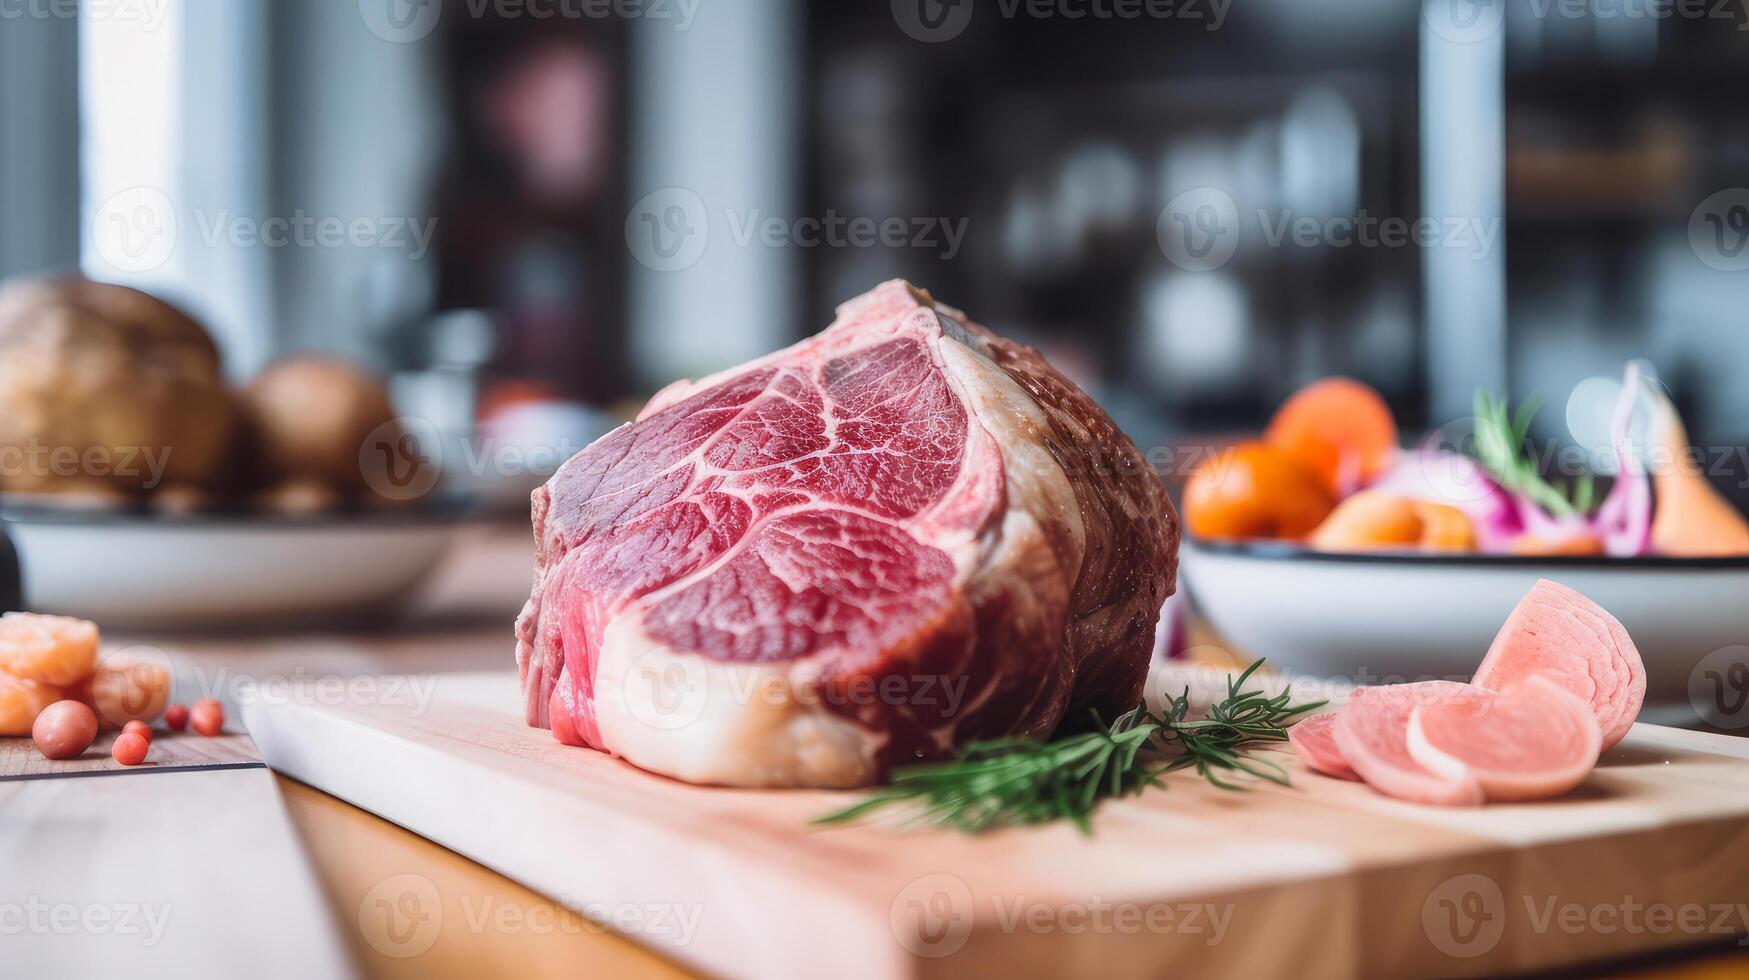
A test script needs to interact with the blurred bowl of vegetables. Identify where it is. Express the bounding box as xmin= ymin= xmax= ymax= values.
xmin=1178 ymin=364 xmax=1749 ymax=717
